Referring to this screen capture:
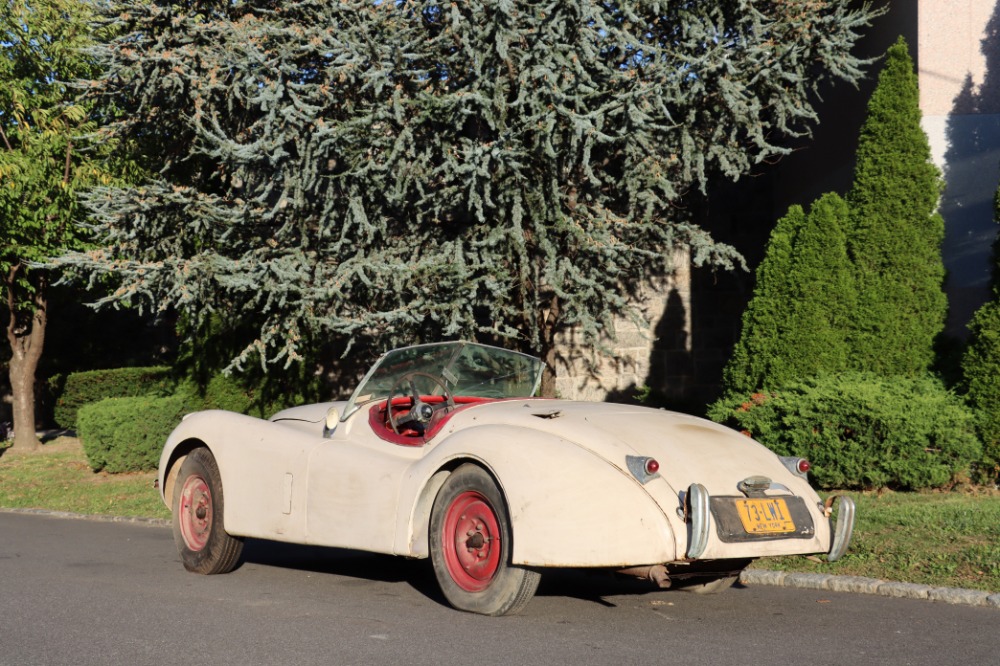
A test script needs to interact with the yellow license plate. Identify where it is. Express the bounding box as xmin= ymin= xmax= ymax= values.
xmin=735 ymin=498 xmax=796 ymax=534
